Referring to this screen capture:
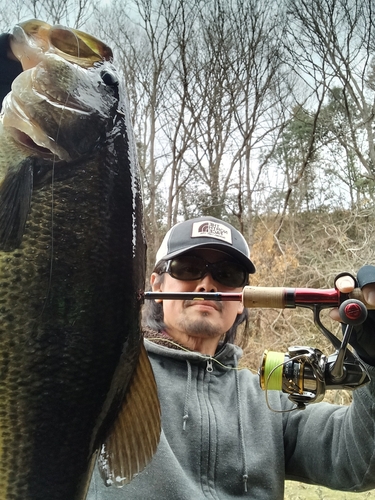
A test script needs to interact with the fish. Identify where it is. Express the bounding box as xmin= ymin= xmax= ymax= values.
xmin=0 ymin=19 xmax=160 ymax=500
